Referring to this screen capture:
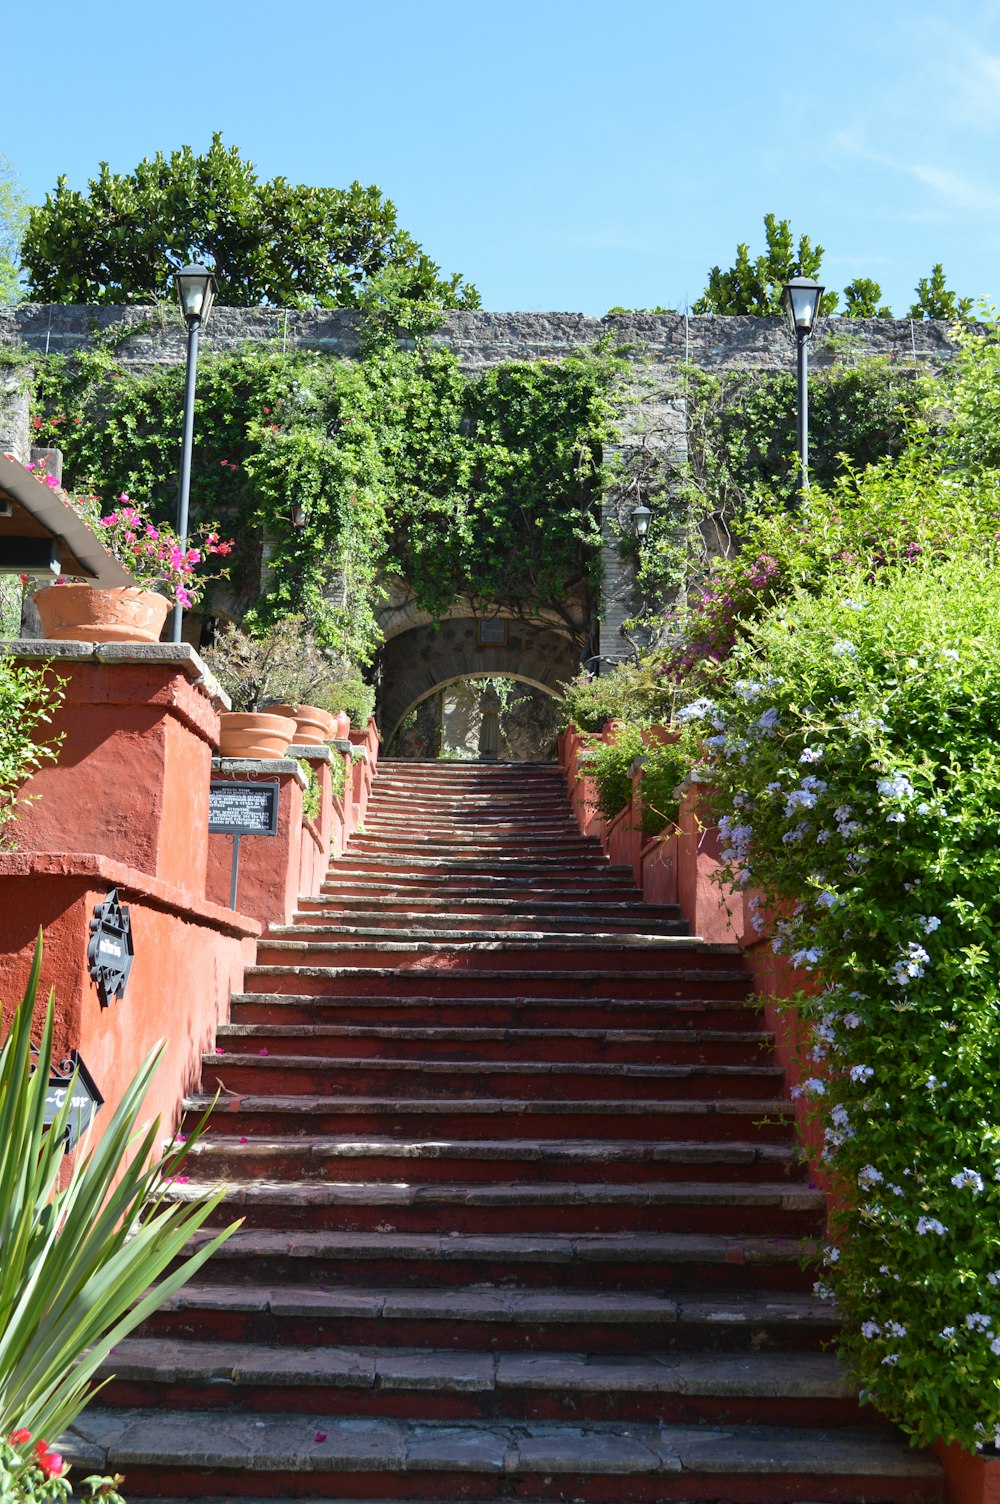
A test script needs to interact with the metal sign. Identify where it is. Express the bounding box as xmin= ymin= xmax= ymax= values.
xmin=32 ymin=1046 xmax=105 ymax=1154
xmin=209 ymin=781 xmax=280 ymax=836
xmin=209 ymin=779 xmax=280 ymax=909
xmin=87 ymin=888 xmax=134 ymax=1008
